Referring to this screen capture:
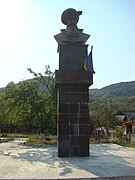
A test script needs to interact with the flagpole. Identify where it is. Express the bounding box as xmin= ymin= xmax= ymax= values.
xmin=91 ymin=45 xmax=93 ymax=51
